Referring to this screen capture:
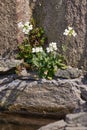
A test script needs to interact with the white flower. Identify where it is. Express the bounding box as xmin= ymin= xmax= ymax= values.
xmin=53 ymin=46 xmax=57 ymax=51
xmin=72 ymin=30 xmax=77 ymax=37
xmin=63 ymin=26 xmax=77 ymax=37
xmin=49 ymin=47 xmax=54 ymax=52
xmin=32 ymin=47 xmax=43 ymax=53
xmin=46 ymin=47 xmax=54 ymax=53
xmin=28 ymin=24 xmax=33 ymax=31
xmin=18 ymin=21 xmax=33 ymax=34
xmin=68 ymin=26 xmax=73 ymax=30
xmin=49 ymin=42 xmax=57 ymax=51
xmin=51 ymin=42 xmax=57 ymax=46
xmin=23 ymin=28 xmax=29 ymax=34
xmin=23 ymin=22 xmax=33 ymax=34
xmin=39 ymin=47 xmax=43 ymax=52
xmin=46 ymin=47 xmax=51 ymax=53
xmin=24 ymin=21 xmax=30 ymax=27
xmin=35 ymin=47 xmax=40 ymax=53
xmin=32 ymin=48 xmax=36 ymax=53
xmin=18 ymin=22 xmax=24 ymax=28
xmin=63 ymin=29 xmax=69 ymax=36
